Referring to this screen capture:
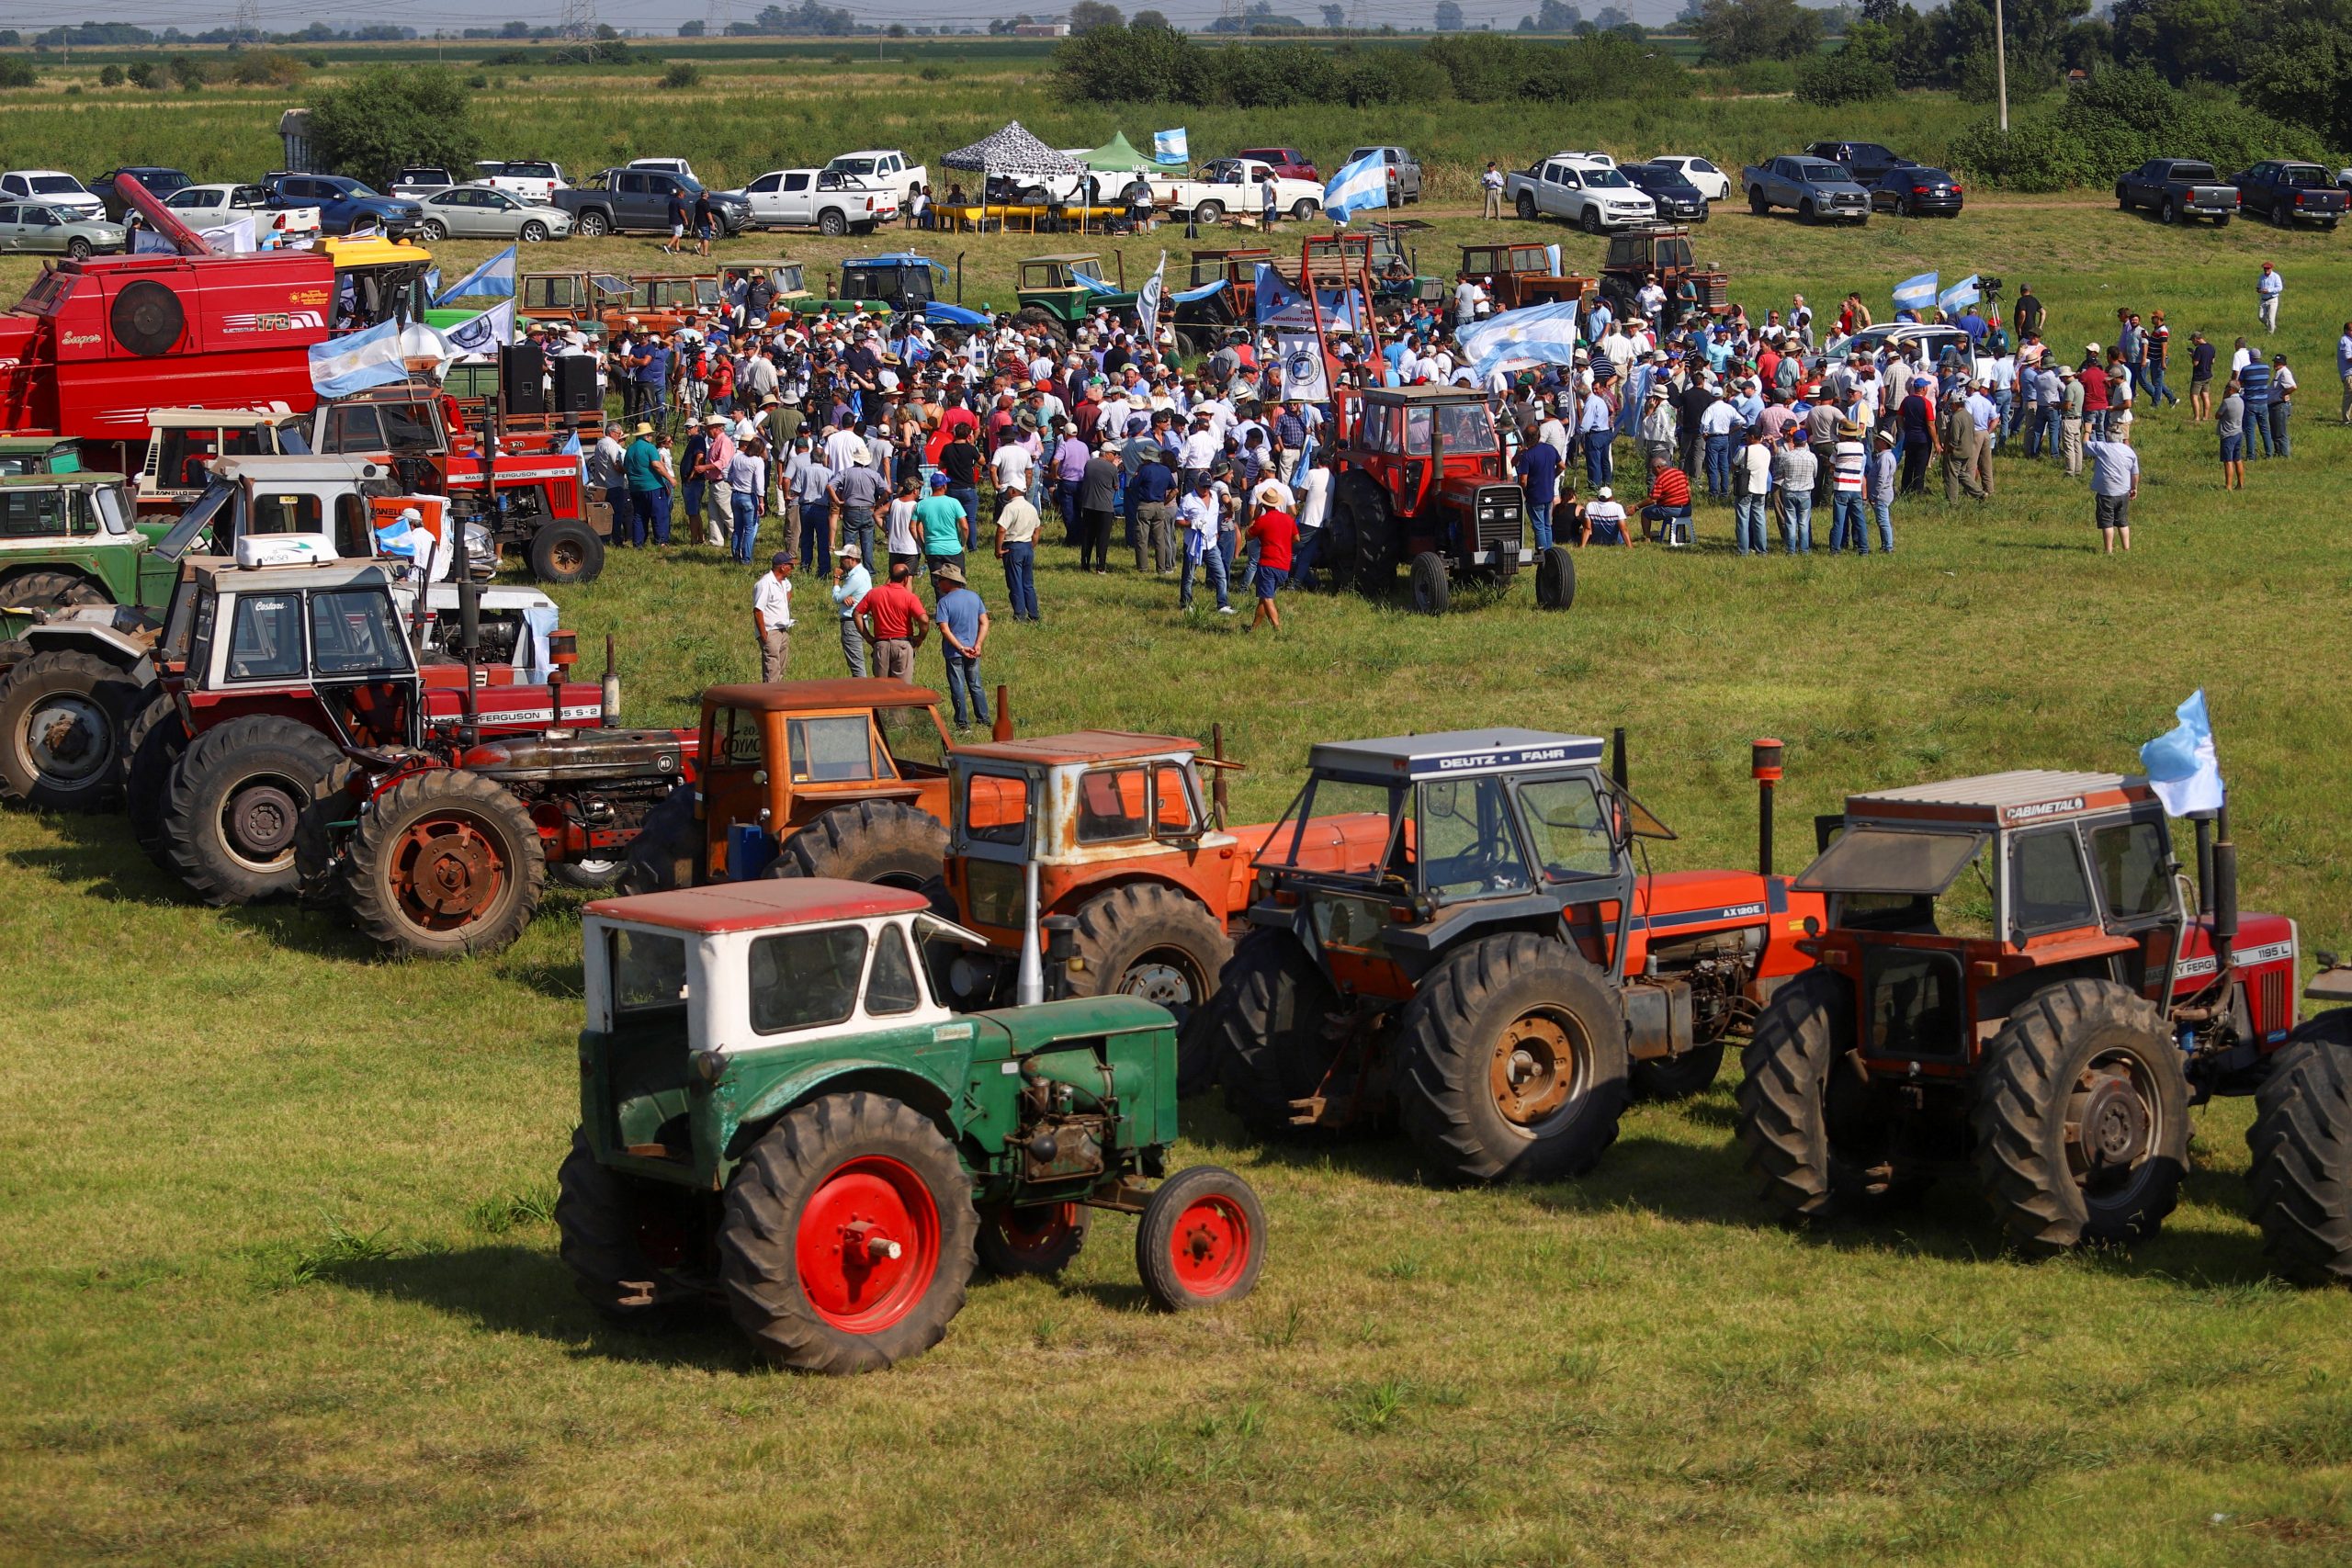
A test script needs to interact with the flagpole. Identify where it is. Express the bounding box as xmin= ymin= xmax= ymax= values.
xmin=1994 ymin=0 xmax=2008 ymax=133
